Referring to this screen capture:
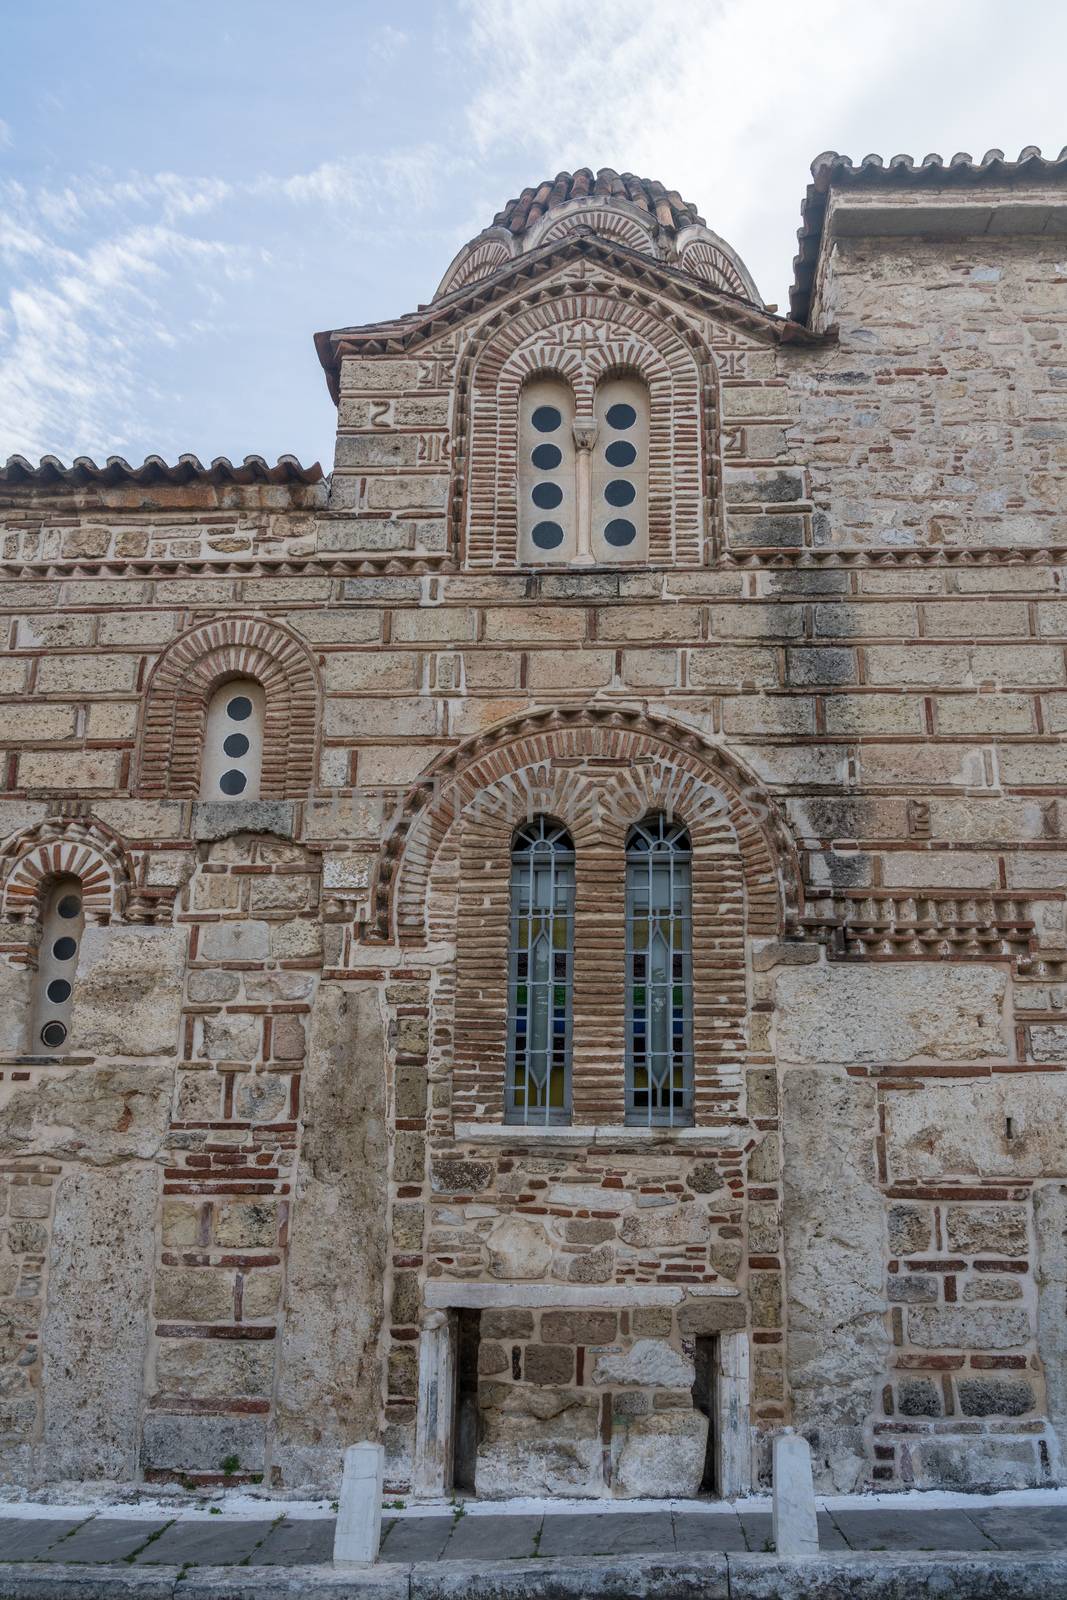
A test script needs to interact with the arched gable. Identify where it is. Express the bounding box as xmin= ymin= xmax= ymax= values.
xmin=454 ymin=280 xmax=719 ymax=567
xmin=136 ymin=616 xmax=319 ymax=799
xmin=0 ymin=815 xmax=135 ymax=924
xmin=375 ymin=706 xmax=801 ymax=947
